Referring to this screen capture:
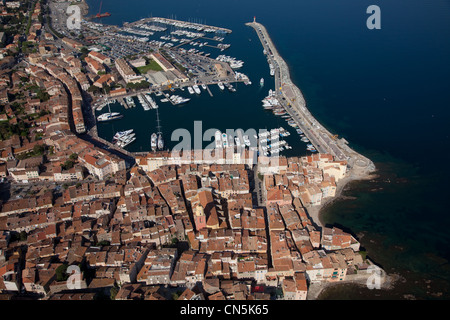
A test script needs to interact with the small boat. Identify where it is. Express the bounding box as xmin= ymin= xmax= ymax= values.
xmin=226 ymin=83 xmax=236 ymax=92
xmin=113 ymin=129 xmax=133 ymax=142
xmin=243 ymin=135 xmax=251 ymax=147
xmin=188 ymin=87 xmax=195 ymax=94
xmin=118 ymin=137 xmax=136 ymax=148
xmin=151 ymin=133 xmax=157 ymax=151
xmin=218 ymin=82 xmax=225 ymax=90
xmin=97 ymin=112 xmax=123 ymax=122
xmin=125 ymin=96 xmax=135 ymax=107
xmin=118 ymin=133 xmax=135 ymax=142
xmin=157 ymin=133 xmax=164 ymax=150
xmin=193 ymin=85 xmax=201 ymax=94
xmin=215 ymin=130 xmax=222 ymax=148
xmin=260 ymin=78 xmax=264 ymax=86
xmin=235 ymin=137 xmax=241 ymax=147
